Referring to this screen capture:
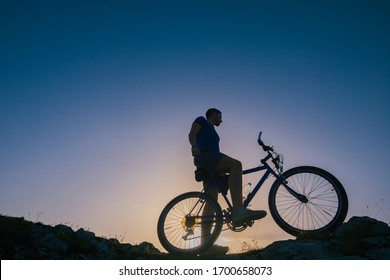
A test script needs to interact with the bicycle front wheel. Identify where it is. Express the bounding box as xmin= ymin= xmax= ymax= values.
xmin=157 ymin=191 xmax=223 ymax=255
xmin=269 ymin=166 xmax=348 ymax=236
